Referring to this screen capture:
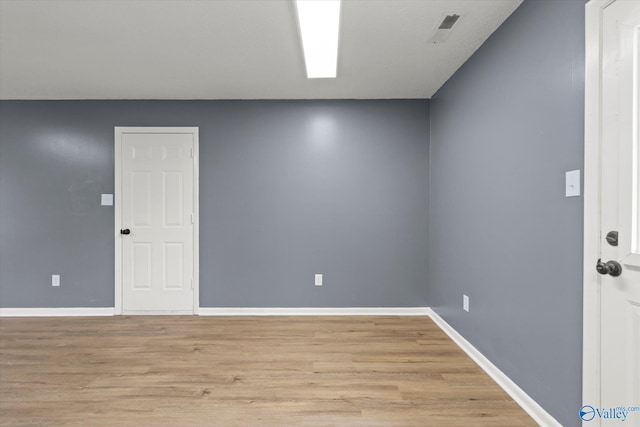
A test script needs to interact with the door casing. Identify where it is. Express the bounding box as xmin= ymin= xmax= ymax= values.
xmin=114 ymin=127 xmax=200 ymax=315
